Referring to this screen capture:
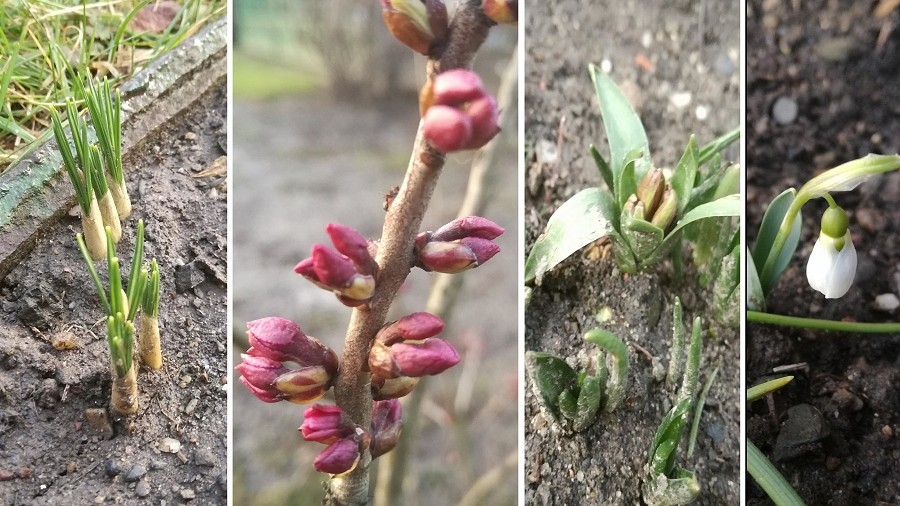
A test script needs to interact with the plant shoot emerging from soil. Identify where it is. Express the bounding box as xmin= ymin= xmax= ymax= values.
xmin=235 ymin=2 xmax=512 ymax=503
xmin=140 ymin=259 xmax=162 ymax=369
xmin=525 ymin=66 xmax=740 ymax=315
